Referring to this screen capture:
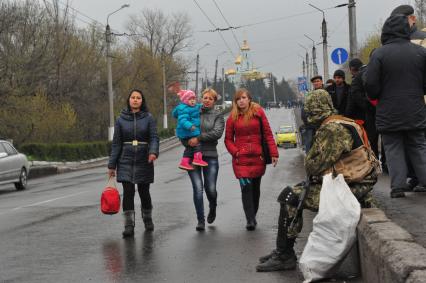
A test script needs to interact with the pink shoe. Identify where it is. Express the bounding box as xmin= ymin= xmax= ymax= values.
xmin=179 ymin=157 xmax=194 ymax=171
xmin=192 ymin=152 xmax=208 ymax=167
